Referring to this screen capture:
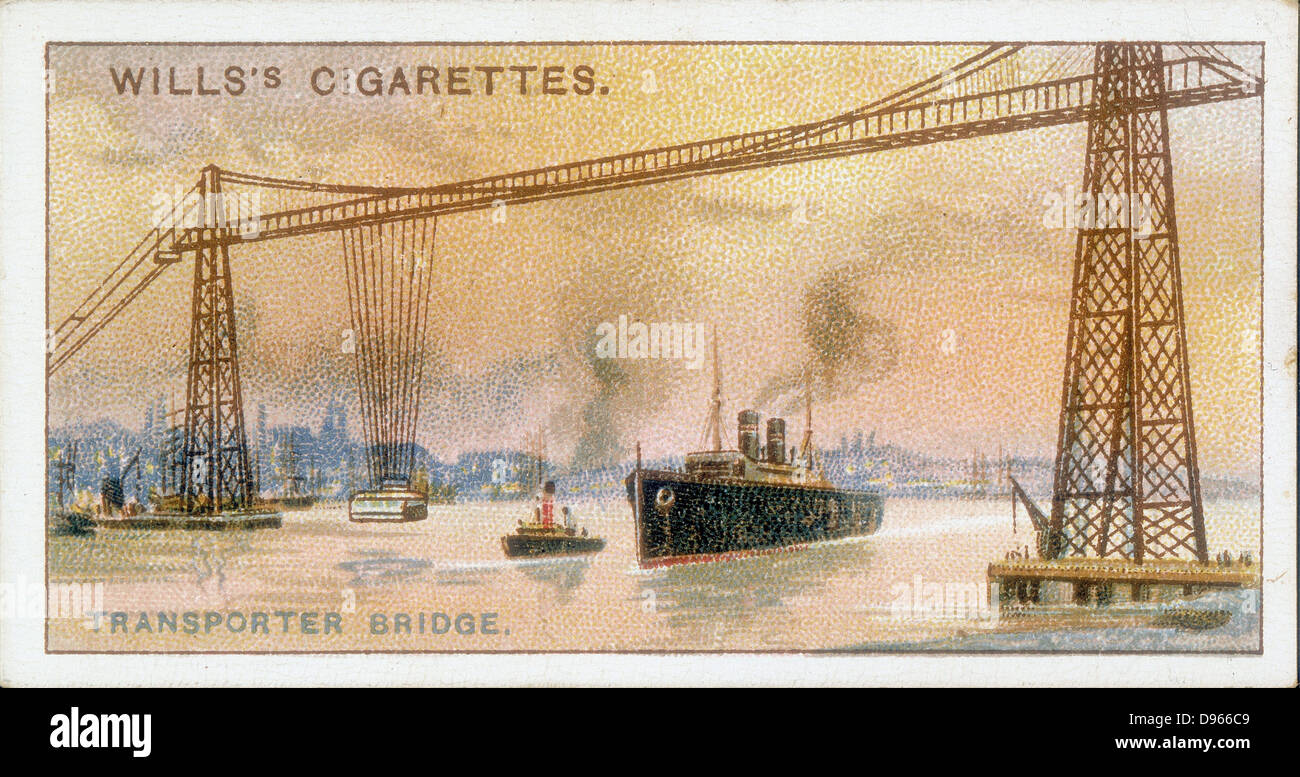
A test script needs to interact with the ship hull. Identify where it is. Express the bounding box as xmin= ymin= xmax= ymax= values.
xmin=501 ymin=533 xmax=606 ymax=558
xmin=627 ymin=469 xmax=883 ymax=567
